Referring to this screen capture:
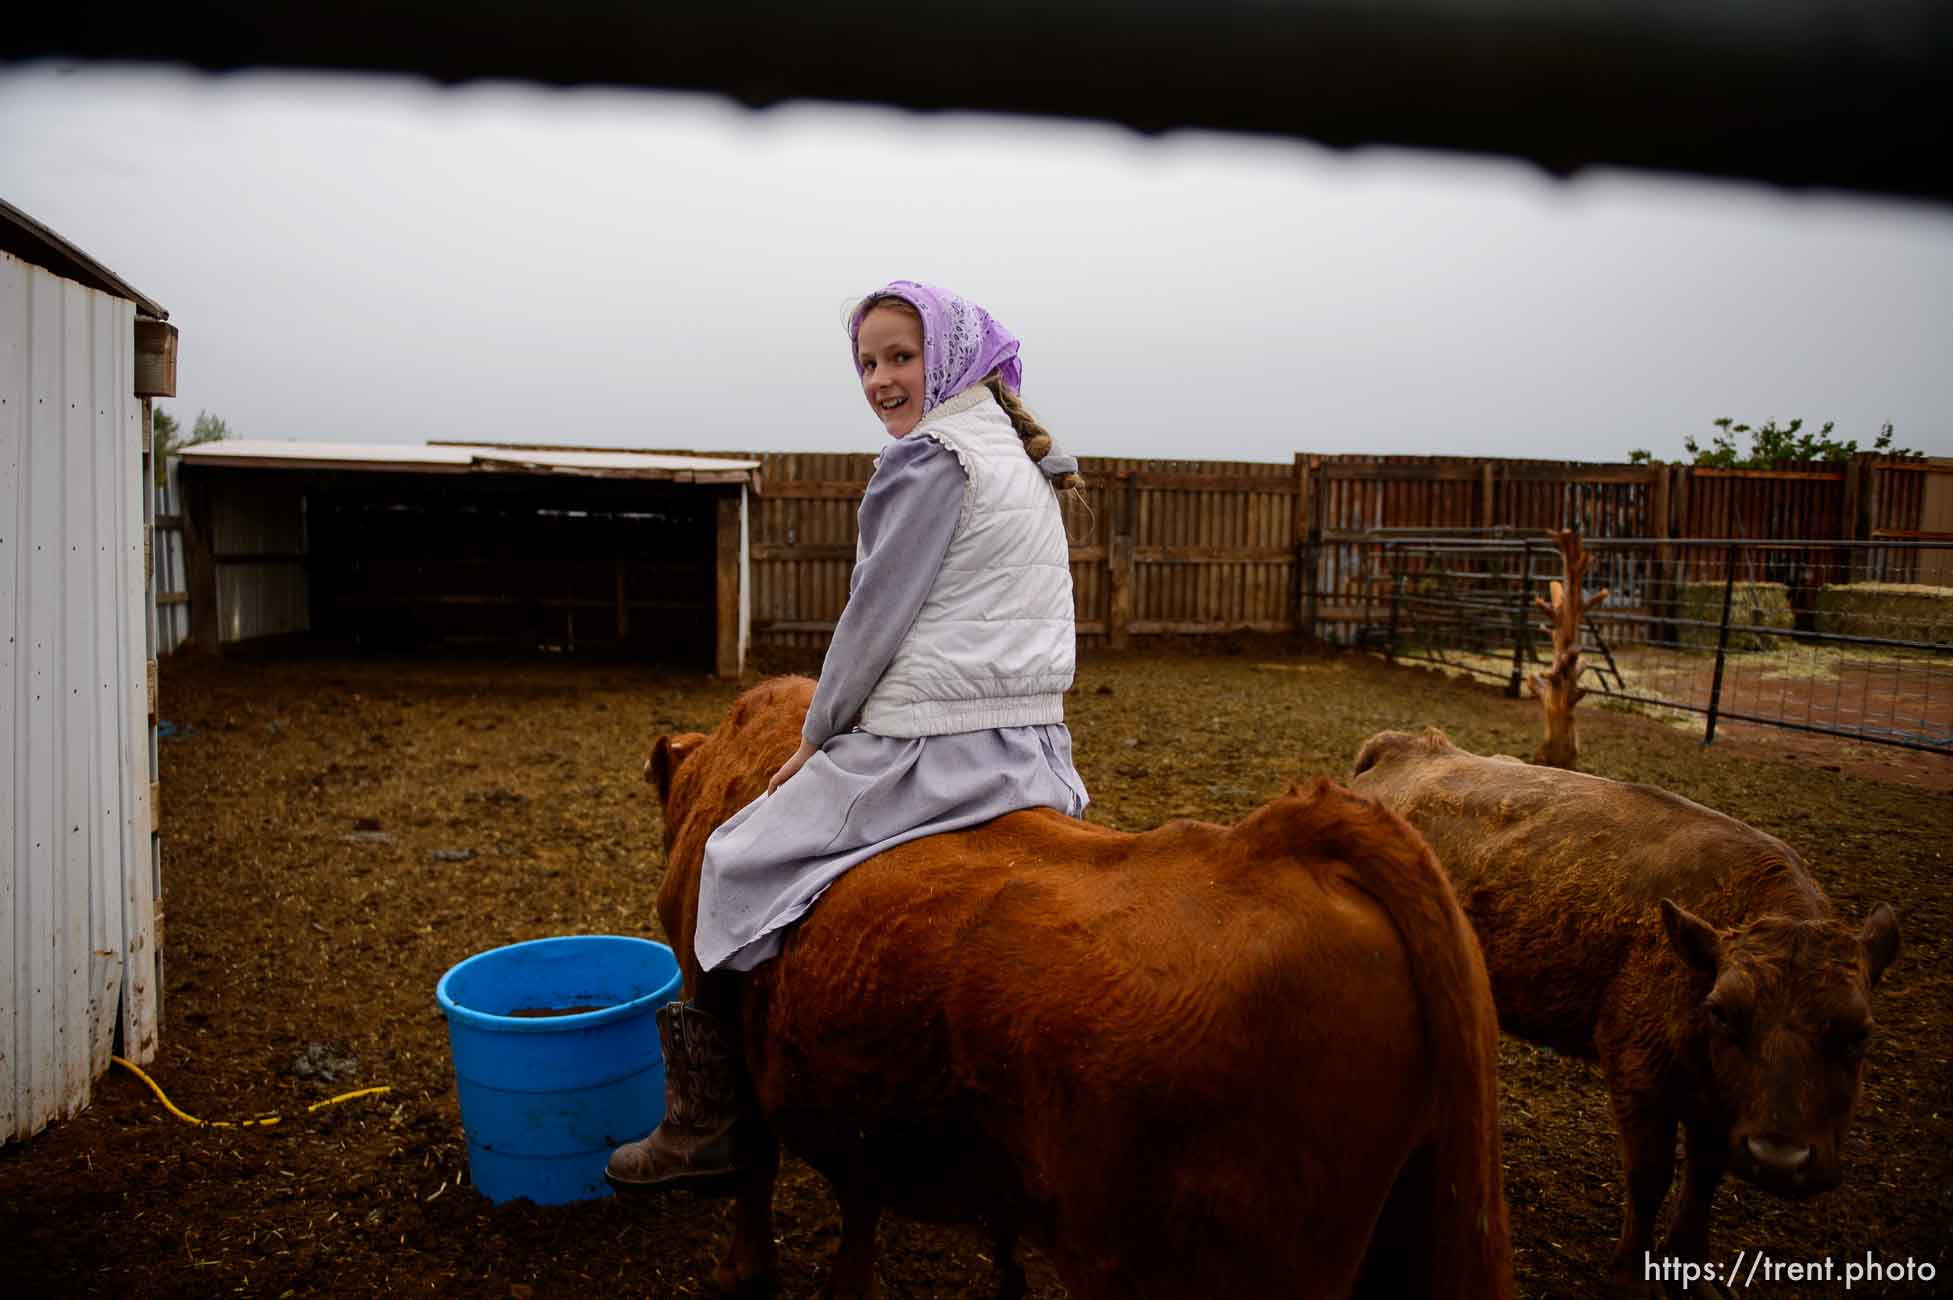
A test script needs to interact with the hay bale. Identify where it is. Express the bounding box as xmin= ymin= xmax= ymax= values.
xmin=1813 ymin=582 xmax=1953 ymax=645
xmin=1676 ymin=581 xmax=1794 ymax=650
